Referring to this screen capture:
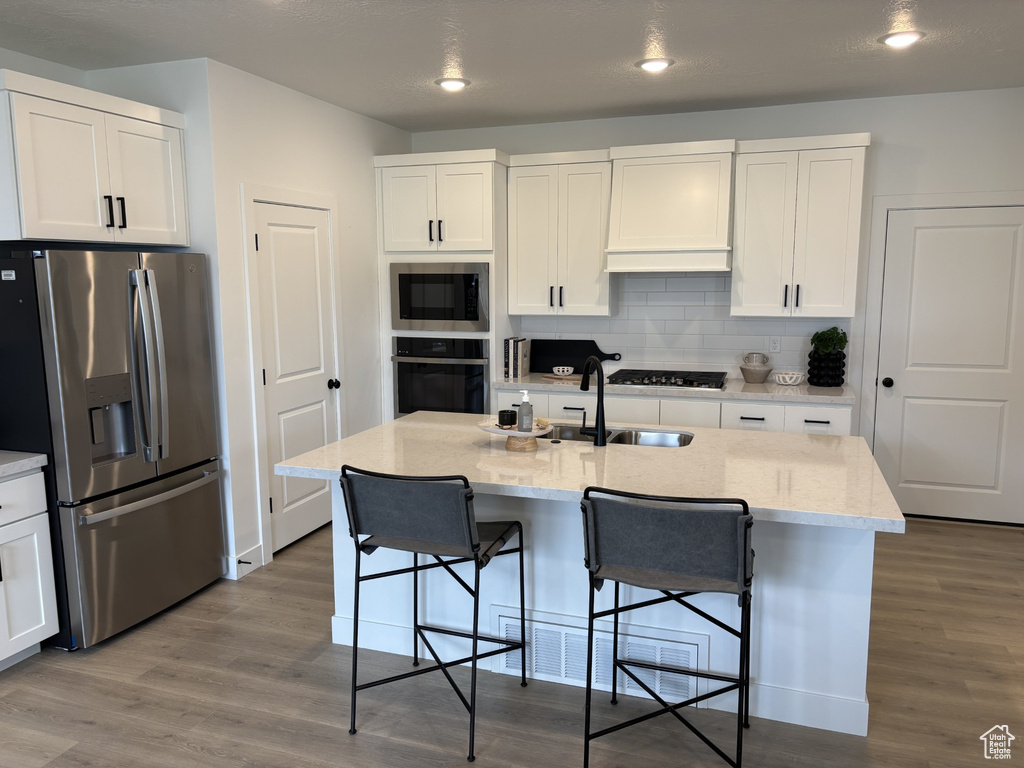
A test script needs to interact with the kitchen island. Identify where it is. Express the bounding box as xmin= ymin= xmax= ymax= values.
xmin=277 ymin=411 xmax=903 ymax=736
